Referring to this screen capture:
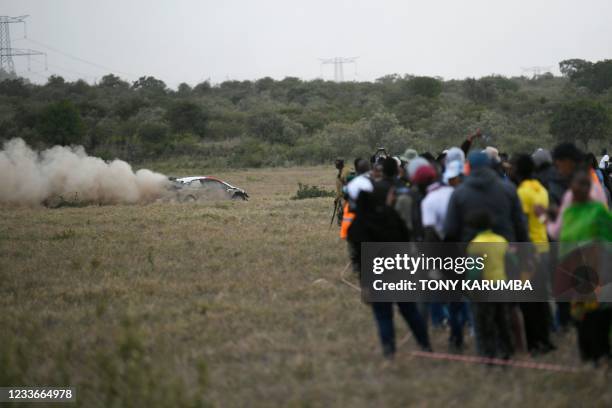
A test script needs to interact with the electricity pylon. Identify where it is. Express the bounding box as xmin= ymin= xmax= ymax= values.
xmin=320 ymin=57 xmax=358 ymax=82
xmin=0 ymin=15 xmax=46 ymax=74
xmin=521 ymin=66 xmax=553 ymax=79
